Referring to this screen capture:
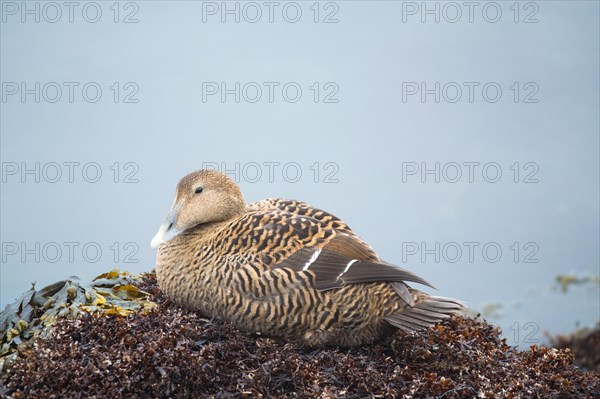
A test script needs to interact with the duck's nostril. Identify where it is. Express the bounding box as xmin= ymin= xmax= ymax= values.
xmin=168 ymin=222 xmax=174 ymax=230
